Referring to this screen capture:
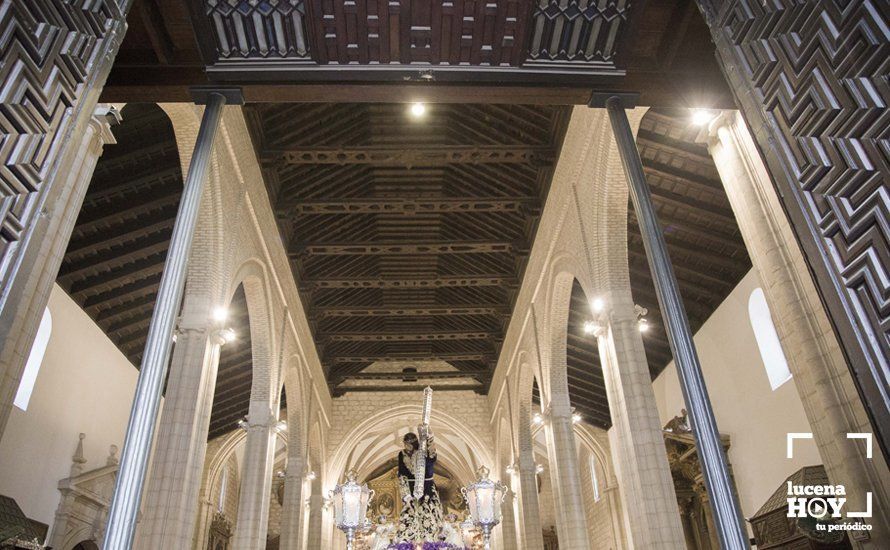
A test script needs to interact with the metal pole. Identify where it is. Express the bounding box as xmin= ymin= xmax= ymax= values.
xmin=604 ymin=96 xmax=750 ymax=550
xmin=103 ymin=93 xmax=227 ymax=550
